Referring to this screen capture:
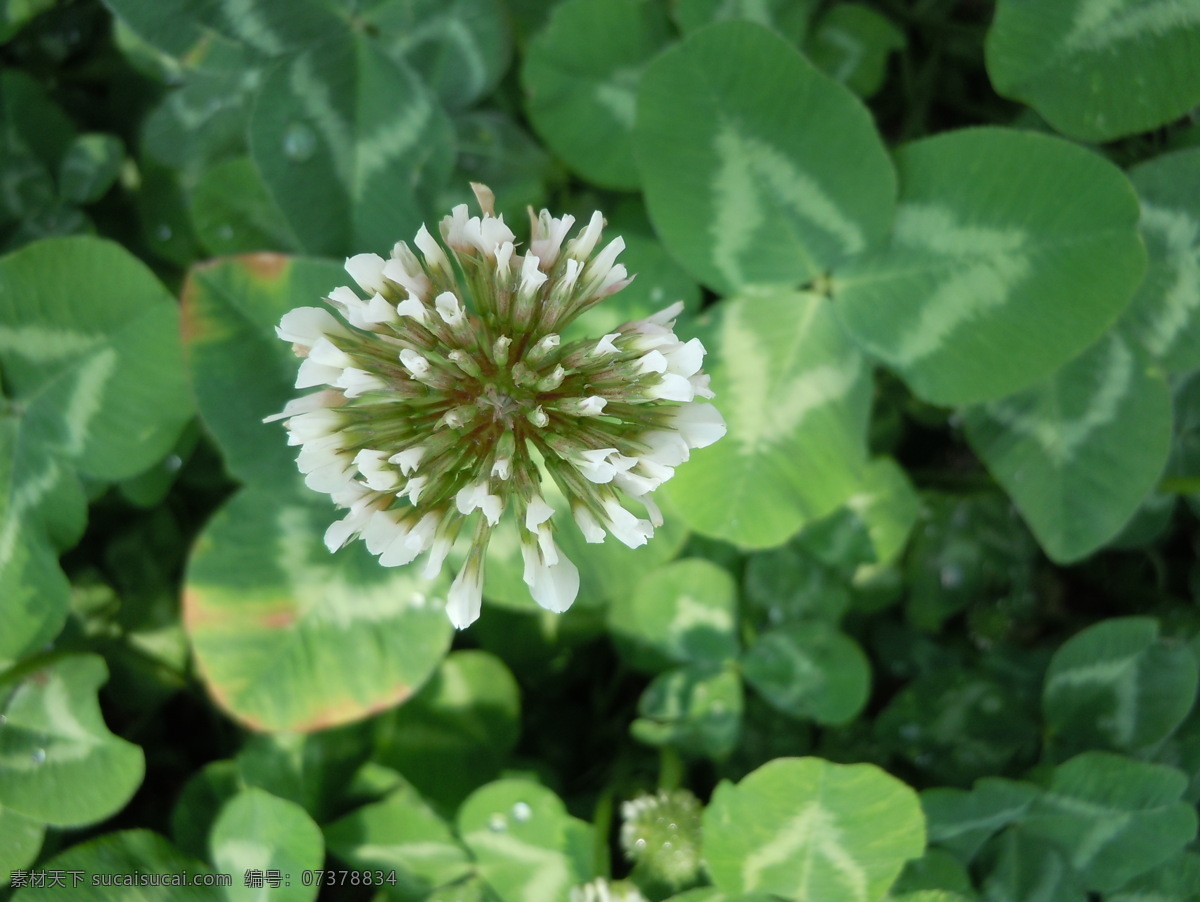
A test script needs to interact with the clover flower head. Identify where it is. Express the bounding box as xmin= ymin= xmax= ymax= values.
xmin=268 ymin=184 xmax=725 ymax=628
